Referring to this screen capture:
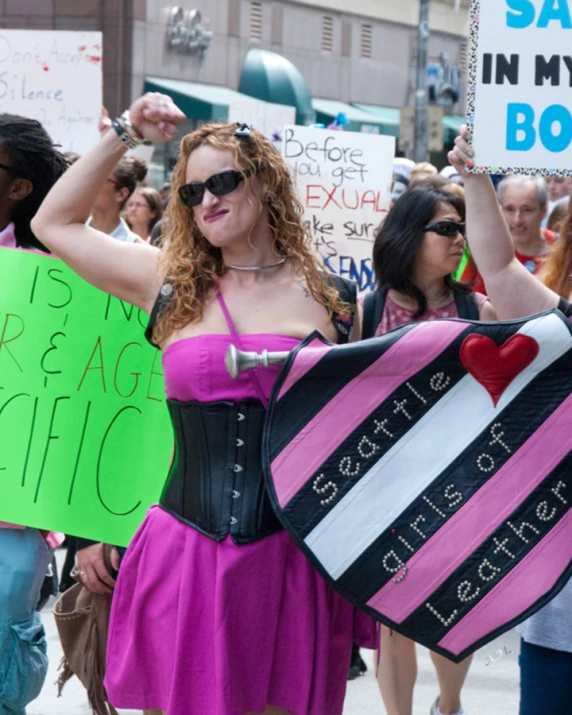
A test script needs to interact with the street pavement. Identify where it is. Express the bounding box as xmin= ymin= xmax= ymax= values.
xmin=29 ymin=549 xmax=520 ymax=715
